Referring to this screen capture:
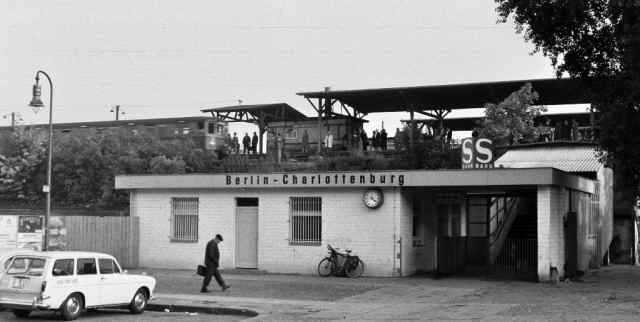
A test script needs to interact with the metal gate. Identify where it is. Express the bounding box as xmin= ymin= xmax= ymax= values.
xmin=491 ymin=238 xmax=537 ymax=280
